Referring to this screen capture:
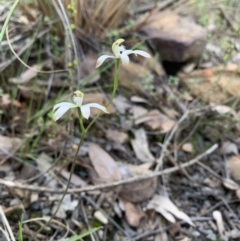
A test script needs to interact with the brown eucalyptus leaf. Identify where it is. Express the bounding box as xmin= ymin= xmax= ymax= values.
xmin=88 ymin=143 xmax=122 ymax=183
xmin=227 ymin=155 xmax=240 ymax=180
xmin=118 ymin=162 xmax=157 ymax=202
xmin=123 ymin=201 xmax=145 ymax=227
